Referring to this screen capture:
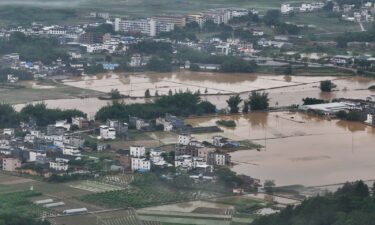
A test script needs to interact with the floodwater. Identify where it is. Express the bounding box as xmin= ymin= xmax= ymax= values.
xmin=62 ymin=71 xmax=337 ymax=98
xmin=185 ymin=112 xmax=375 ymax=187
xmin=14 ymin=72 xmax=375 ymax=114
